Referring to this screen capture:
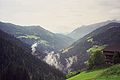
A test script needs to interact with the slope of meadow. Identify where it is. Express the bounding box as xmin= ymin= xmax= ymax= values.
xmin=68 ymin=64 xmax=120 ymax=80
